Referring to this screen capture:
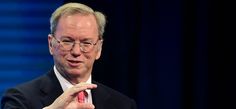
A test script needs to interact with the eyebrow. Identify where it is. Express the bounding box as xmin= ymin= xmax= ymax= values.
xmin=80 ymin=38 xmax=94 ymax=41
xmin=60 ymin=36 xmax=75 ymax=40
xmin=60 ymin=36 xmax=95 ymax=42
xmin=60 ymin=35 xmax=73 ymax=38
